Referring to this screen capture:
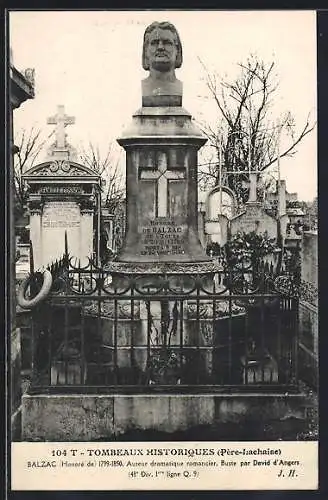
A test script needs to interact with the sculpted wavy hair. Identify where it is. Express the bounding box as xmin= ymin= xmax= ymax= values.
xmin=142 ymin=21 xmax=183 ymax=71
